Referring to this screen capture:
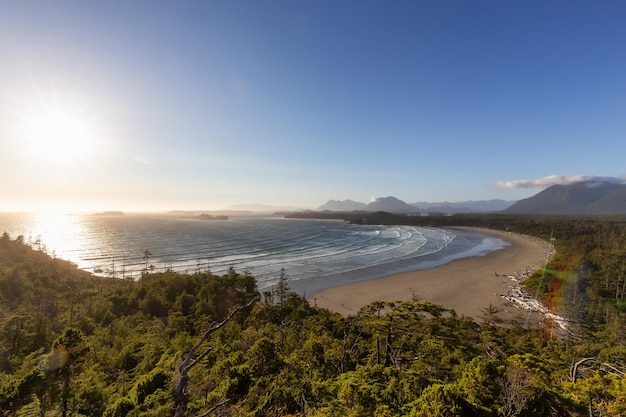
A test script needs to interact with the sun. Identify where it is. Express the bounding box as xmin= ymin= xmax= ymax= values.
xmin=21 ymin=109 xmax=94 ymax=166
xmin=13 ymin=95 xmax=101 ymax=169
